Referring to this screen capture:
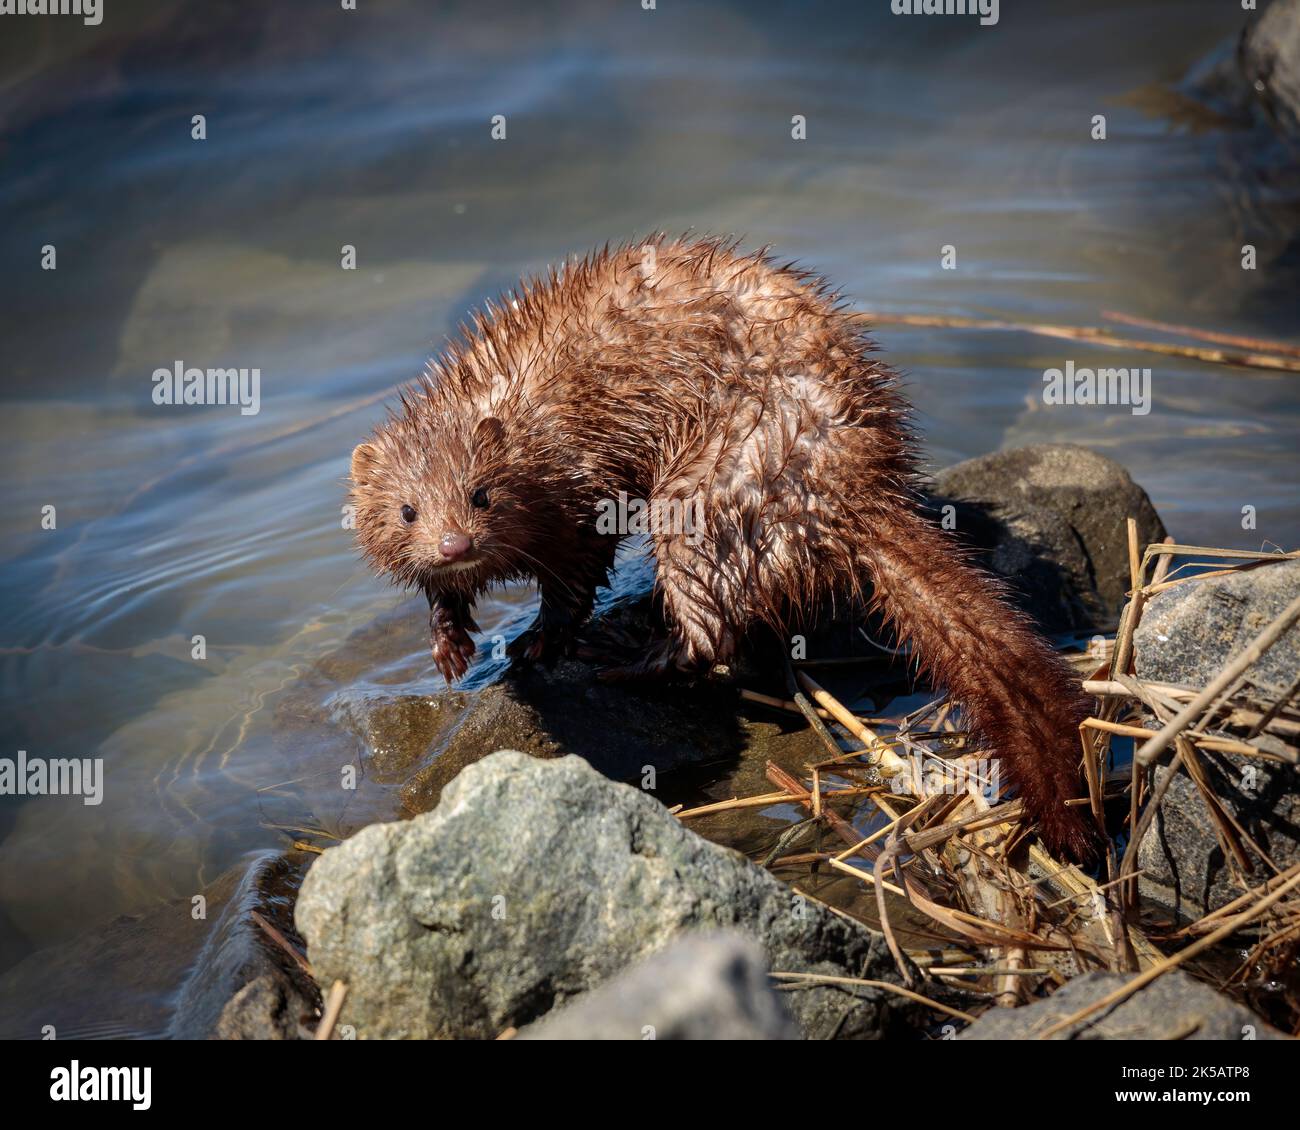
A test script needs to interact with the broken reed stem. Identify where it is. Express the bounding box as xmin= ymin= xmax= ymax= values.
xmin=765 ymin=760 xmax=884 ymax=867
xmin=674 ymin=786 xmax=880 ymax=819
xmin=1038 ymin=868 xmax=1300 ymax=1039
xmin=795 ymin=670 xmax=909 ymax=775
xmin=250 ymin=909 xmax=314 ymax=980
xmin=876 ymin=807 xmax=926 ymax=986
xmin=899 ymin=800 xmax=1025 ymax=853
xmin=1100 ymin=310 xmax=1300 ymax=360
xmin=768 ymin=971 xmax=977 ymax=1024
xmin=739 ymin=687 xmax=834 ymax=720
xmin=851 ymin=311 xmax=1300 ymax=373
xmin=314 ymin=980 xmax=348 ymax=1041
xmin=1126 ymin=517 xmax=1141 ymax=596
